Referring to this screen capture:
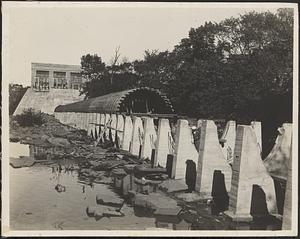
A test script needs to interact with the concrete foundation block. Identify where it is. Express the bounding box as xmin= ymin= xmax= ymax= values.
xmin=130 ymin=116 xmax=144 ymax=156
xmin=104 ymin=114 xmax=111 ymax=140
xmin=226 ymin=125 xmax=278 ymax=222
xmin=110 ymin=114 xmax=118 ymax=143
xmin=122 ymin=116 xmax=133 ymax=151
xmin=172 ymin=119 xmax=198 ymax=179
xmin=251 ymin=121 xmax=262 ymax=153
xmin=99 ymin=113 xmax=105 ymax=136
xmin=220 ymin=120 xmax=236 ymax=165
xmin=141 ymin=117 xmax=157 ymax=160
xmin=195 ymin=120 xmax=232 ymax=196
xmin=154 ymin=118 xmax=174 ymax=167
xmin=116 ymin=114 xmax=124 ymax=148
xmin=264 ymin=123 xmax=292 ymax=180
